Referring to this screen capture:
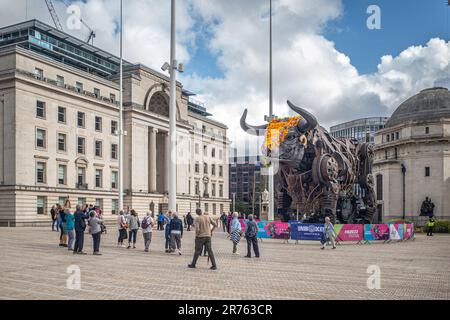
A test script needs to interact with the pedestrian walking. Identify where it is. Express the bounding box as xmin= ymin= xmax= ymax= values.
xmin=226 ymin=212 xmax=232 ymax=234
xmin=142 ymin=211 xmax=154 ymax=252
xmin=50 ymin=205 xmax=58 ymax=232
xmin=117 ymin=210 xmax=128 ymax=247
xmin=65 ymin=209 xmax=75 ymax=251
xmin=88 ymin=211 xmax=103 ymax=255
xmin=321 ymin=217 xmax=336 ymax=250
xmin=426 ymin=216 xmax=436 ymax=236
xmin=169 ymin=212 xmax=183 ymax=255
xmin=220 ymin=212 xmax=227 ymax=232
xmin=186 ymin=212 xmax=194 ymax=231
xmin=245 ymin=214 xmax=260 ymax=258
xmin=127 ymin=210 xmax=140 ymax=249
xmin=188 ymin=209 xmax=218 ymax=270
xmin=57 ymin=204 xmax=67 ymax=247
xmin=164 ymin=211 xmax=173 ymax=253
xmin=157 ymin=211 xmax=164 ymax=230
xmin=230 ymin=212 xmax=242 ymax=255
xmin=73 ymin=205 xmax=87 ymax=255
